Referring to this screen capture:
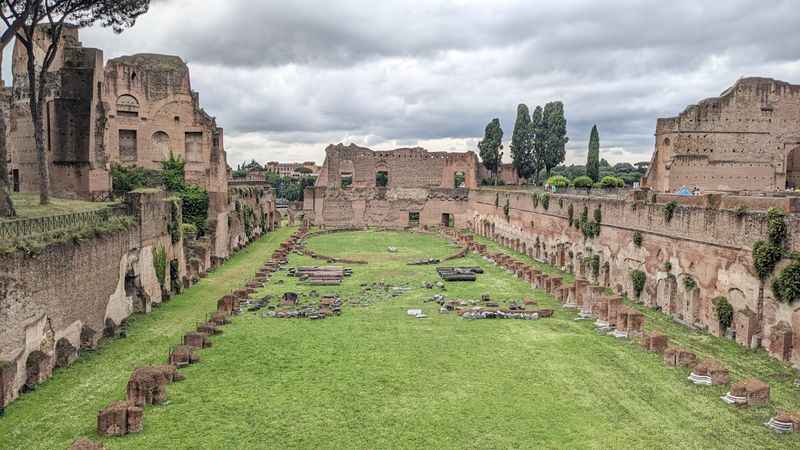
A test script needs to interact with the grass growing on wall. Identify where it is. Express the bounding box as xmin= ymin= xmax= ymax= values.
xmin=1 ymin=193 xmax=117 ymax=222
xmin=2 ymin=229 xmax=799 ymax=449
